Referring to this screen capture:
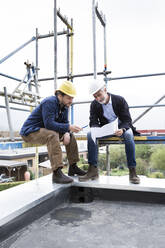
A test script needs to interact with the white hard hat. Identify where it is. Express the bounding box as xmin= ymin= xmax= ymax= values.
xmin=89 ymin=79 xmax=105 ymax=95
